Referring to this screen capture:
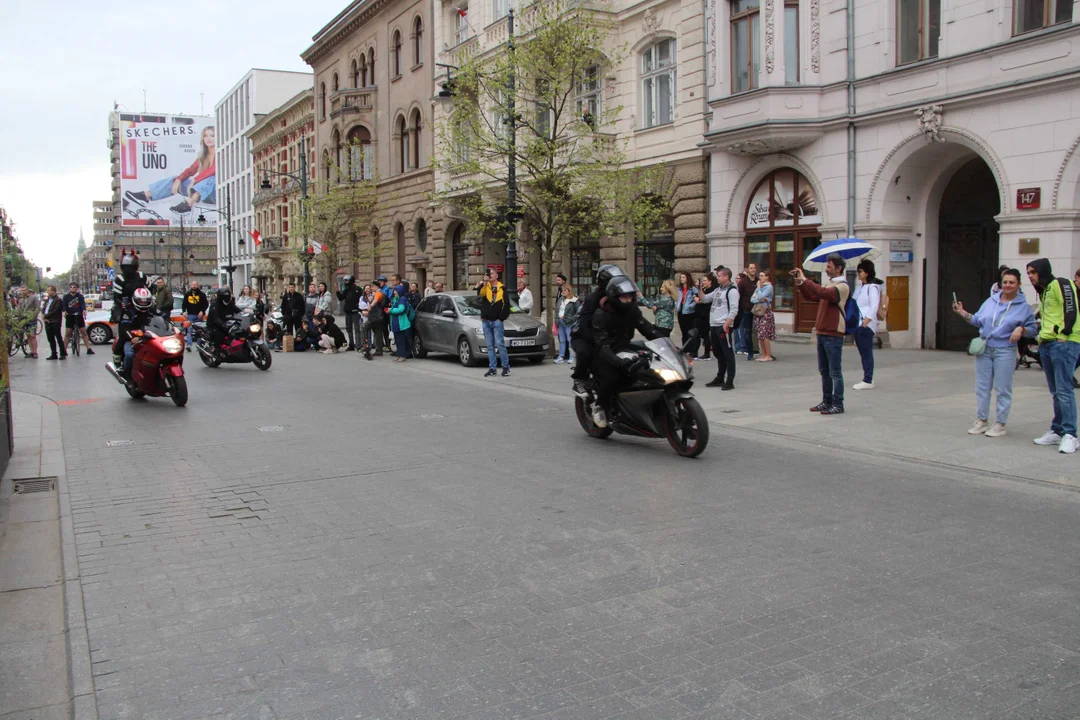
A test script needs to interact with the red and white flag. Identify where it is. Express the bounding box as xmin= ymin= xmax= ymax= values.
xmin=310 ymin=243 xmax=327 ymax=256
xmin=249 ymin=229 xmax=261 ymax=246
xmin=457 ymin=7 xmax=467 ymax=17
